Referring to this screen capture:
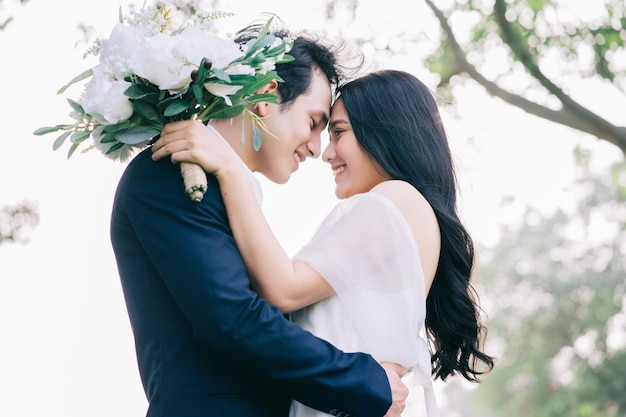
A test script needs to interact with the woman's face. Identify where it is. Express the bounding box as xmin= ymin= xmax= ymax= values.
xmin=322 ymin=98 xmax=390 ymax=199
